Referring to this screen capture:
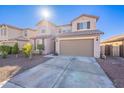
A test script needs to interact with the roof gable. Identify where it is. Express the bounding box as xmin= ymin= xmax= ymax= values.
xmin=71 ymin=14 xmax=99 ymax=23
xmin=36 ymin=20 xmax=56 ymax=27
